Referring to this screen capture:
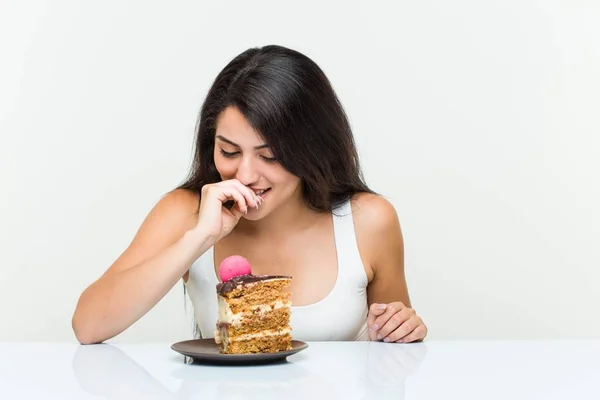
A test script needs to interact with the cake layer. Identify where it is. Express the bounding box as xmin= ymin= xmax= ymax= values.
xmin=218 ymin=296 xmax=290 ymax=324
xmin=218 ymin=307 xmax=291 ymax=335
xmin=220 ymin=280 xmax=291 ymax=314
xmin=216 ymin=328 xmax=292 ymax=354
